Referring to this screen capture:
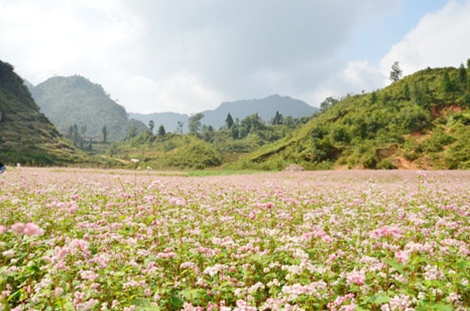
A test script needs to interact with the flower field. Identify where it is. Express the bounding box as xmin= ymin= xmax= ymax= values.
xmin=1 ymin=167 xmax=470 ymax=311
